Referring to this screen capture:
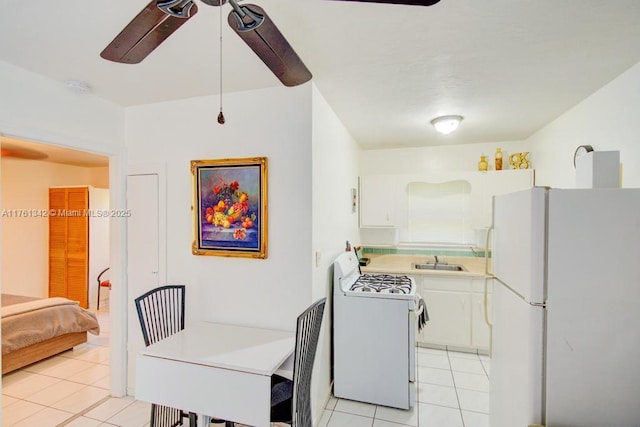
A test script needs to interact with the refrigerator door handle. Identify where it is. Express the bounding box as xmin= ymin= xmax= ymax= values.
xmin=484 ymin=225 xmax=493 ymax=276
xmin=484 ymin=225 xmax=494 ymax=327
xmin=484 ymin=275 xmax=493 ymax=327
